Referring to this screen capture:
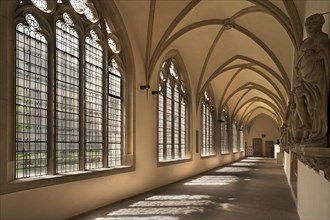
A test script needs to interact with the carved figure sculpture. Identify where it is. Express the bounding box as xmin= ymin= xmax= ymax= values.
xmin=282 ymin=92 xmax=297 ymax=147
xmin=294 ymin=13 xmax=330 ymax=146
